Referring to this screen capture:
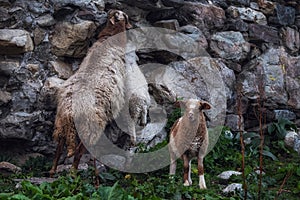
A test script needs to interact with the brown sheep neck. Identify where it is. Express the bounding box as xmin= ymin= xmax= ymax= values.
xmin=97 ymin=21 xmax=127 ymax=44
